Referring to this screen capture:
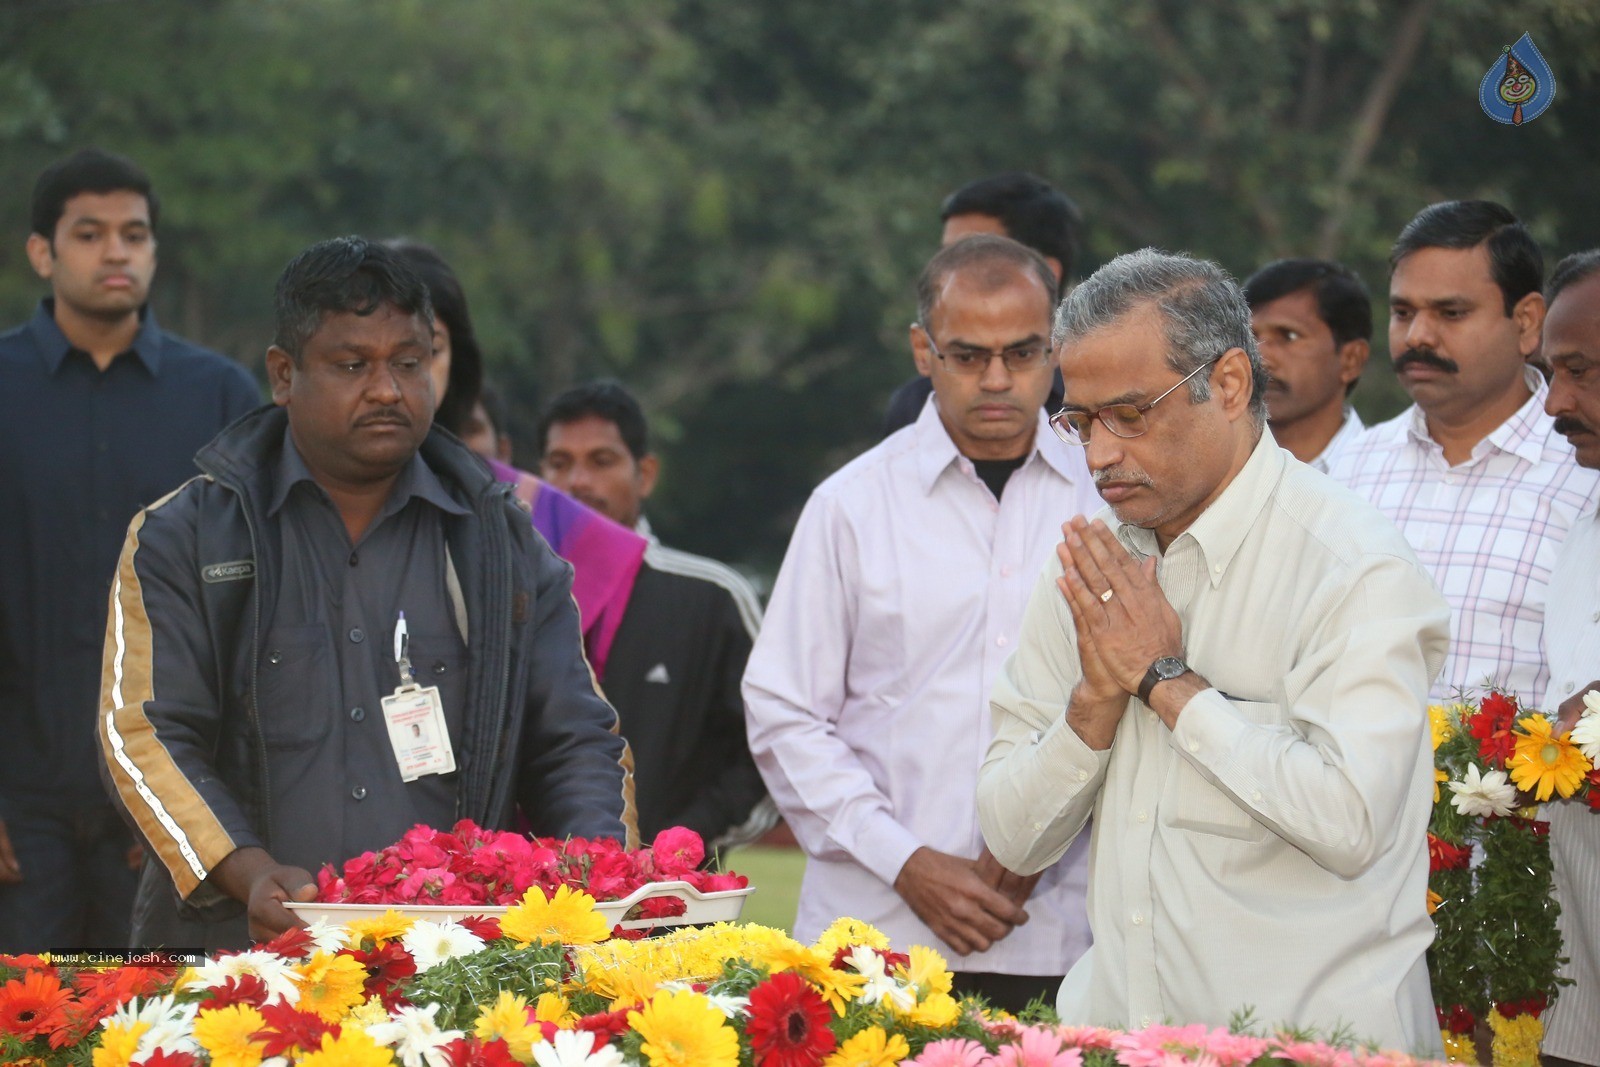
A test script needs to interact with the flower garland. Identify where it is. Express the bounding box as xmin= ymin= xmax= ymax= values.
xmin=1427 ymin=690 xmax=1600 ymax=1065
xmin=0 ymin=896 xmax=1450 ymax=1067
